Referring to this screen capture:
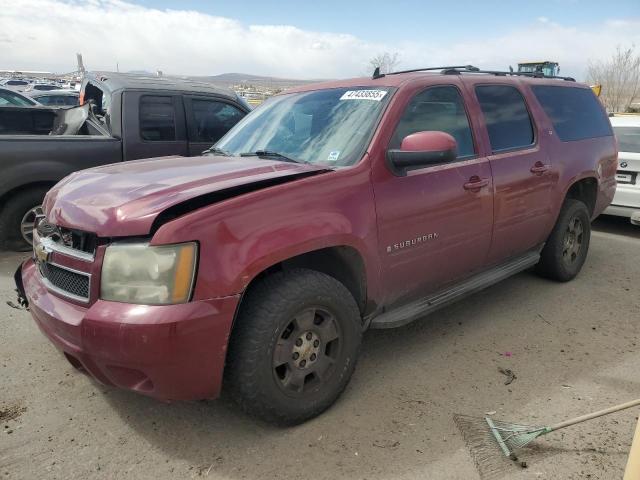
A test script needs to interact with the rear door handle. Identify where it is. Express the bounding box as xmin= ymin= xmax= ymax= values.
xmin=530 ymin=162 xmax=551 ymax=174
xmin=463 ymin=176 xmax=490 ymax=190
